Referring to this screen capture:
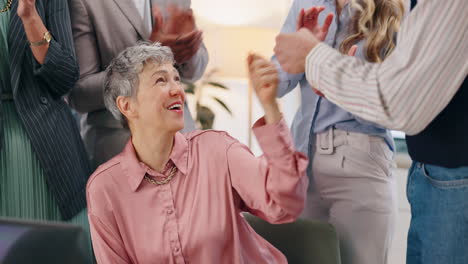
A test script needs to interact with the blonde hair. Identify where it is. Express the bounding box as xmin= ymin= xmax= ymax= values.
xmin=340 ymin=0 xmax=406 ymax=62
